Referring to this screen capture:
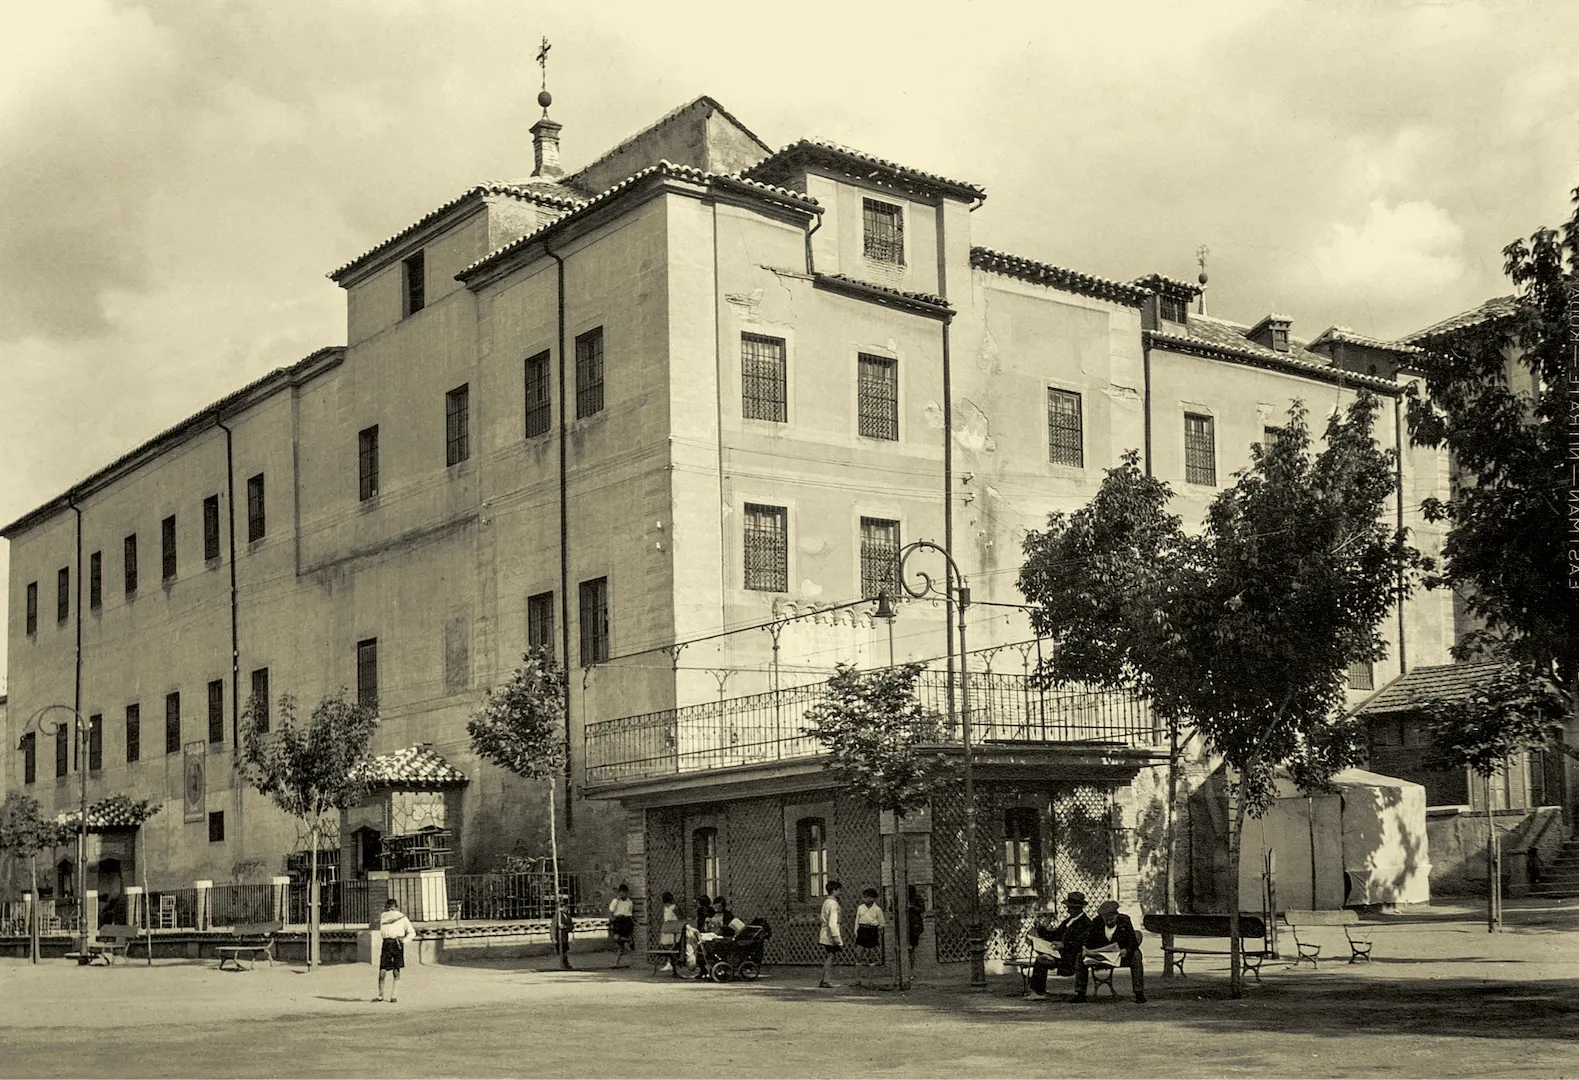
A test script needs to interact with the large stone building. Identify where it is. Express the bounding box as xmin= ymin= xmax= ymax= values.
xmin=4 ymin=92 xmax=1469 ymax=947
